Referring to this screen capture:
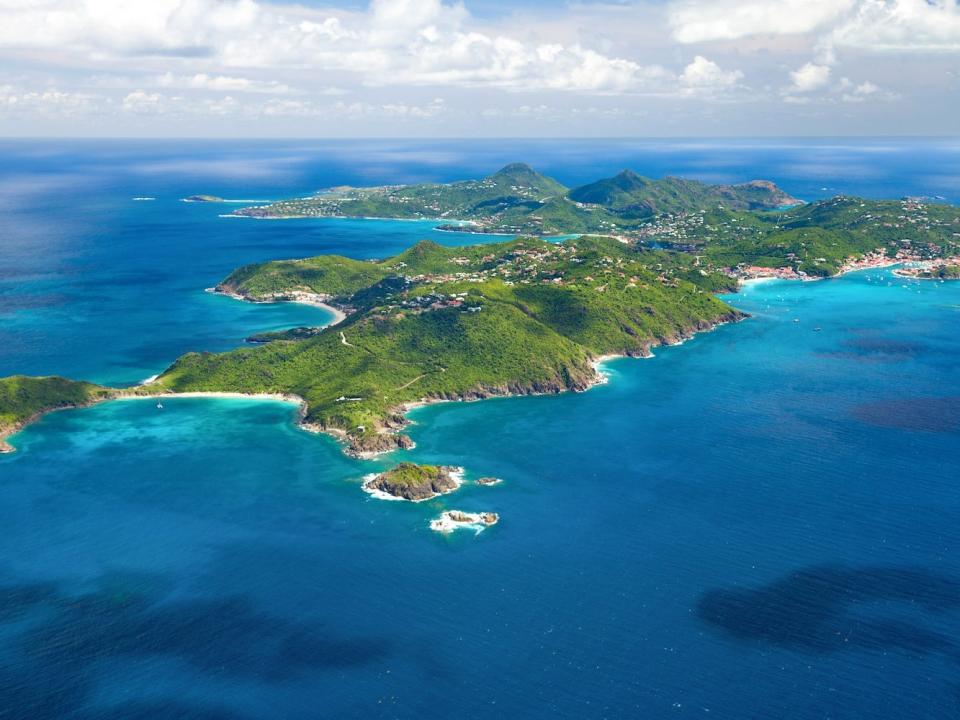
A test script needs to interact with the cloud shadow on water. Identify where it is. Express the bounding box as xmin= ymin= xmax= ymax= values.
xmin=696 ymin=565 xmax=960 ymax=657
xmin=851 ymin=397 xmax=960 ymax=433
xmin=0 ymin=572 xmax=392 ymax=719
